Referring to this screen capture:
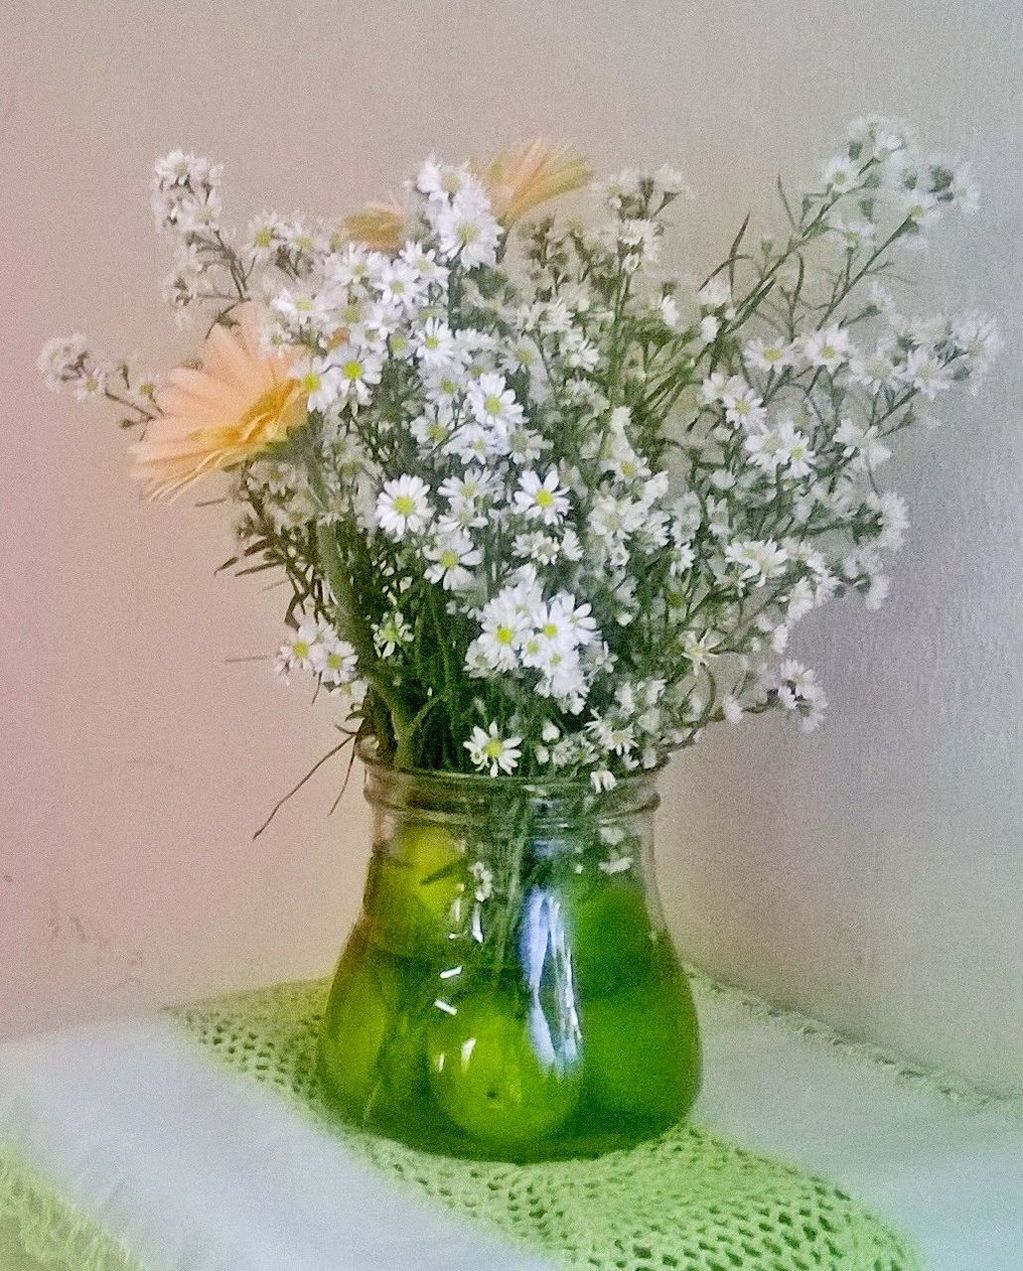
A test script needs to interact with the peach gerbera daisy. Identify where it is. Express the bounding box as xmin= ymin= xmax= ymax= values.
xmin=130 ymin=304 xmax=306 ymax=500
xmin=480 ymin=140 xmax=592 ymax=228
xmin=343 ymin=196 xmax=408 ymax=253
